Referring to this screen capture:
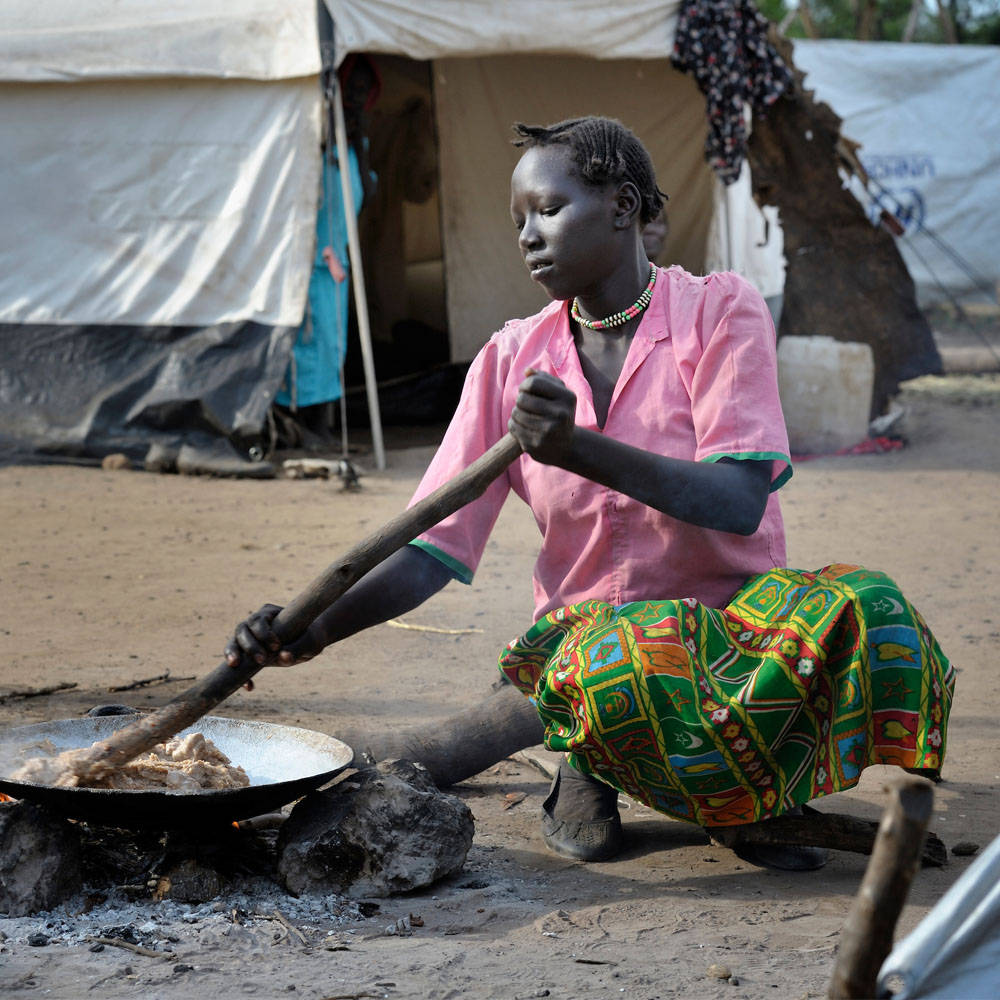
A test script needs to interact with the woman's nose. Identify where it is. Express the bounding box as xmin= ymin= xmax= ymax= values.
xmin=518 ymin=217 xmax=541 ymax=252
